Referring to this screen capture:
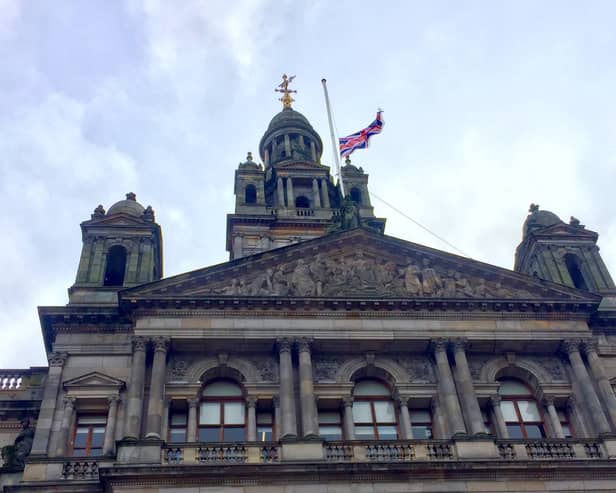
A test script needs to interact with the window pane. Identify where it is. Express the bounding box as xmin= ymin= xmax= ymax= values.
xmin=352 ymin=401 xmax=372 ymax=423
xmin=203 ymin=381 xmax=242 ymax=396
xmin=319 ymin=425 xmax=342 ymax=440
xmin=256 ymin=412 xmax=273 ymax=425
xmin=223 ymin=427 xmax=245 ymax=442
xmin=224 ymin=402 xmax=245 ymax=424
xmin=74 ymin=429 xmax=89 ymax=448
xmin=90 ymin=428 xmax=106 ymax=447
xmin=354 ymin=425 xmax=376 ymax=439
xmin=412 ymin=425 xmax=432 ymax=439
xmin=525 ymin=424 xmax=545 ymax=438
xmin=500 ymin=401 xmax=517 ymax=421
xmin=518 ymin=401 xmax=541 ymax=422
xmin=498 ymin=380 xmax=531 ymax=396
xmin=373 ymin=401 xmax=395 ymax=423
xmin=354 ymin=380 xmax=390 ymax=396
xmin=200 ymin=402 xmax=221 ymax=424
xmin=89 ymin=448 xmax=103 ymax=457
xmin=409 ymin=410 xmax=431 ymax=423
xmin=77 ymin=416 xmax=107 ymax=425
xmin=199 ymin=427 xmax=221 ymax=442
xmin=257 ymin=426 xmax=273 ymax=441
xmin=318 ymin=412 xmax=341 ymax=424
xmin=377 ymin=425 xmax=398 ymax=440
xmin=72 ymin=449 xmax=86 ymax=457
xmin=171 ymin=413 xmax=187 ymax=425
xmin=562 ymin=424 xmax=572 ymax=438
xmin=507 ymin=424 xmax=523 ymax=438
xmin=169 ymin=429 xmax=187 ymax=443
